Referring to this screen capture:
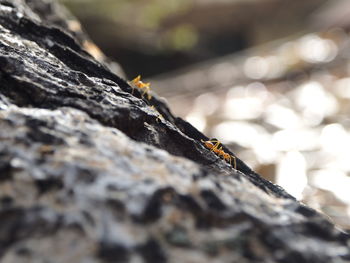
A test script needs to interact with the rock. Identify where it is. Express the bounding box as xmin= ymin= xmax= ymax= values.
xmin=0 ymin=1 xmax=349 ymax=262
